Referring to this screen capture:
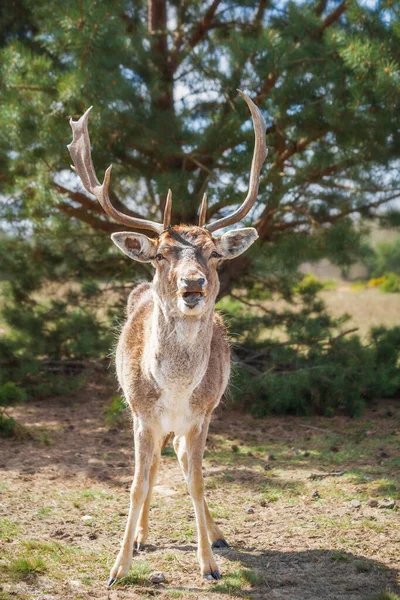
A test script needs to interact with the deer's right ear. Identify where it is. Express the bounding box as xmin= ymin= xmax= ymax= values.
xmin=111 ymin=232 xmax=157 ymax=263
